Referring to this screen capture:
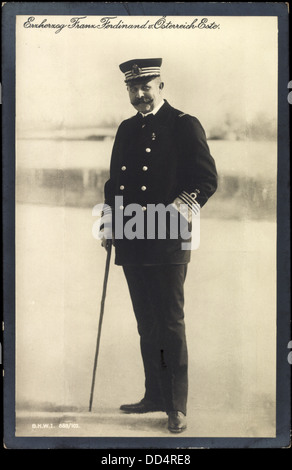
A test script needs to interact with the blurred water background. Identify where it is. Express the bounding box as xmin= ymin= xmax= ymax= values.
xmin=16 ymin=128 xmax=277 ymax=220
